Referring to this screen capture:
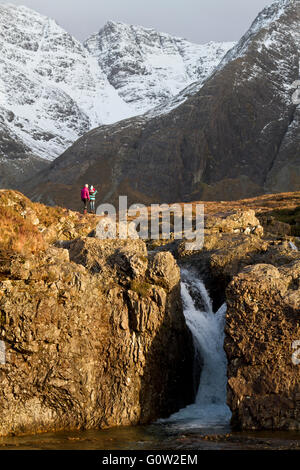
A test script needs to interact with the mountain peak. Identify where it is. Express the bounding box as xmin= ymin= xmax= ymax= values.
xmin=85 ymin=22 xmax=234 ymax=114
xmin=0 ymin=2 xmax=47 ymax=19
xmin=100 ymin=19 xmax=127 ymax=30
xmin=218 ymin=0 xmax=299 ymax=69
xmin=249 ymin=0 xmax=297 ymax=31
xmin=27 ymin=0 xmax=300 ymax=208
xmin=0 ymin=2 xmax=234 ymax=168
